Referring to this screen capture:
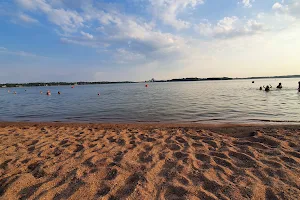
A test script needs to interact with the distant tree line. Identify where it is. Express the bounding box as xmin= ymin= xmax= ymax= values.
xmin=165 ymin=77 xmax=233 ymax=82
xmin=152 ymin=75 xmax=300 ymax=82
xmin=0 ymin=81 xmax=136 ymax=88
xmin=0 ymin=82 xmax=76 ymax=88
xmin=235 ymin=75 xmax=300 ymax=80
xmin=77 ymin=81 xmax=135 ymax=85
xmin=1 ymin=75 xmax=299 ymax=88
